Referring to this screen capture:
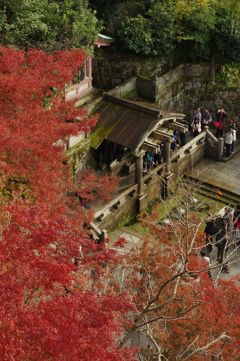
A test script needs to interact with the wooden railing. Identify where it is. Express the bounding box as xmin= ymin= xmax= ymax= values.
xmin=93 ymin=132 xmax=208 ymax=225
